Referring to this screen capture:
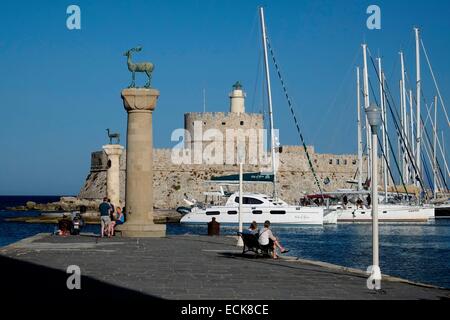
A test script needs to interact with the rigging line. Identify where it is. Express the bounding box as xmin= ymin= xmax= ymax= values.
xmin=367 ymin=54 xmax=423 ymax=194
xmin=251 ymin=50 xmax=263 ymax=113
xmin=407 ymin=73 xmax=450 ymax=180
xmin=420 ymin=106 xmax=450 ymax=190
xmin=377 ymin=133 xmax=400 ymax=196
xmin=265 ymin=39 xmax=324 ymax=195
xmin=313 ymin=46 xmax=361 ymax=142
xmin=421 ymin=153 xmax=433 ymax=195
xmin=368 ymin=77 xmax=408 ymax=195
xmin=367 ymin=52 xmax=422 ymax=185
xmin=421 ymin=39 xmax=450 ymax=127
